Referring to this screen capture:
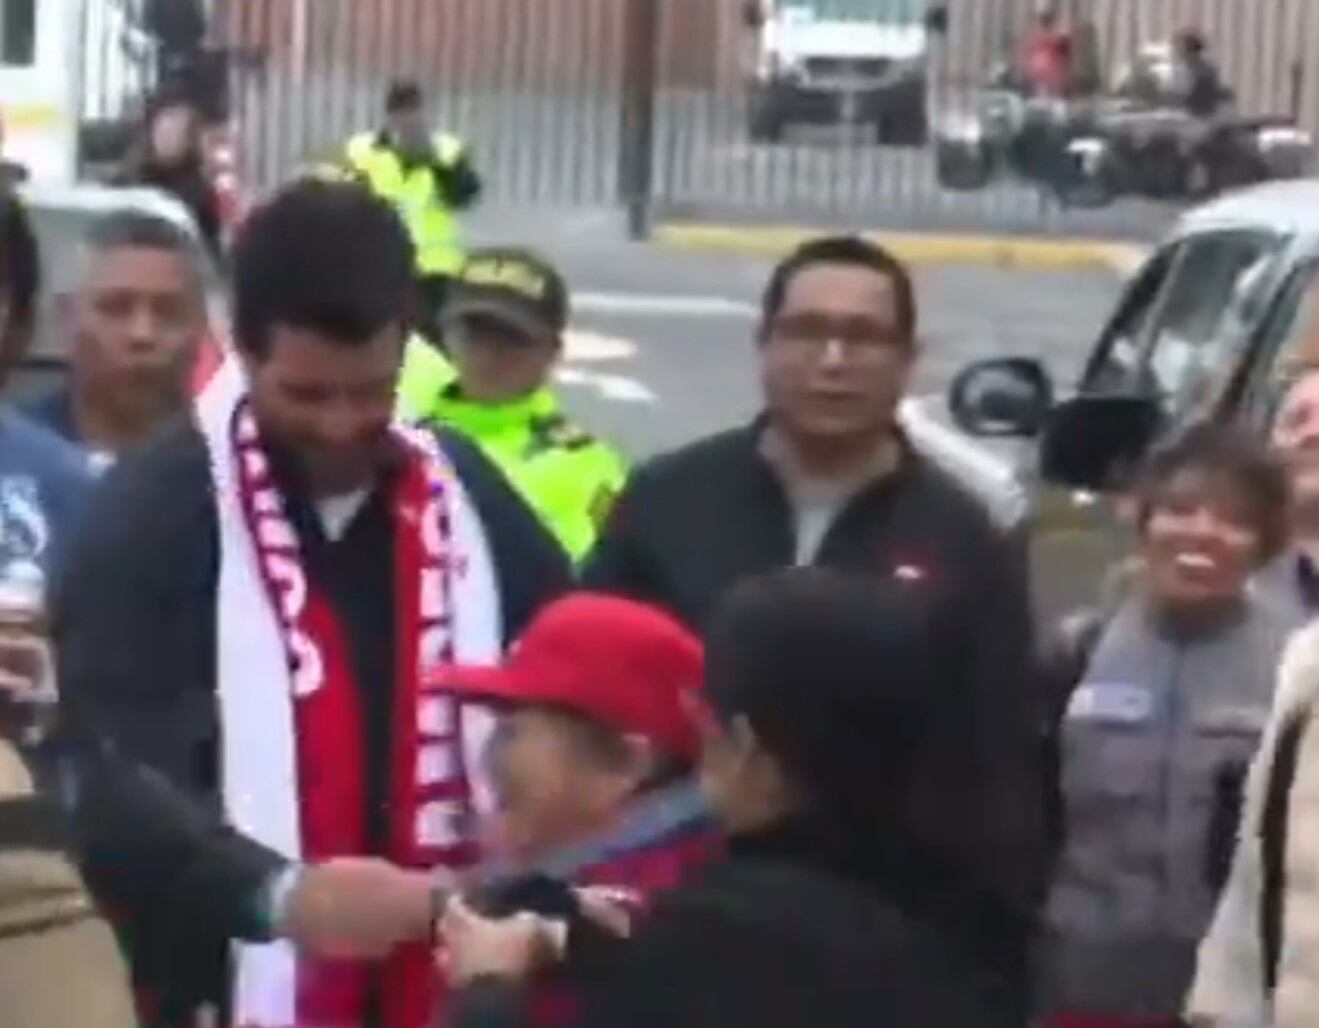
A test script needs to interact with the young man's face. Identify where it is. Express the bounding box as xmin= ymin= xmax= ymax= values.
xmin=244 ymin=322 xmax=404 ymax=496
xmin=484 ymin=707 xmax=640 ymax=859
xmin=759 ymin=262 xmax=915 ymax=450
xmin=68 ymin=244 xmax=204 ymax=427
